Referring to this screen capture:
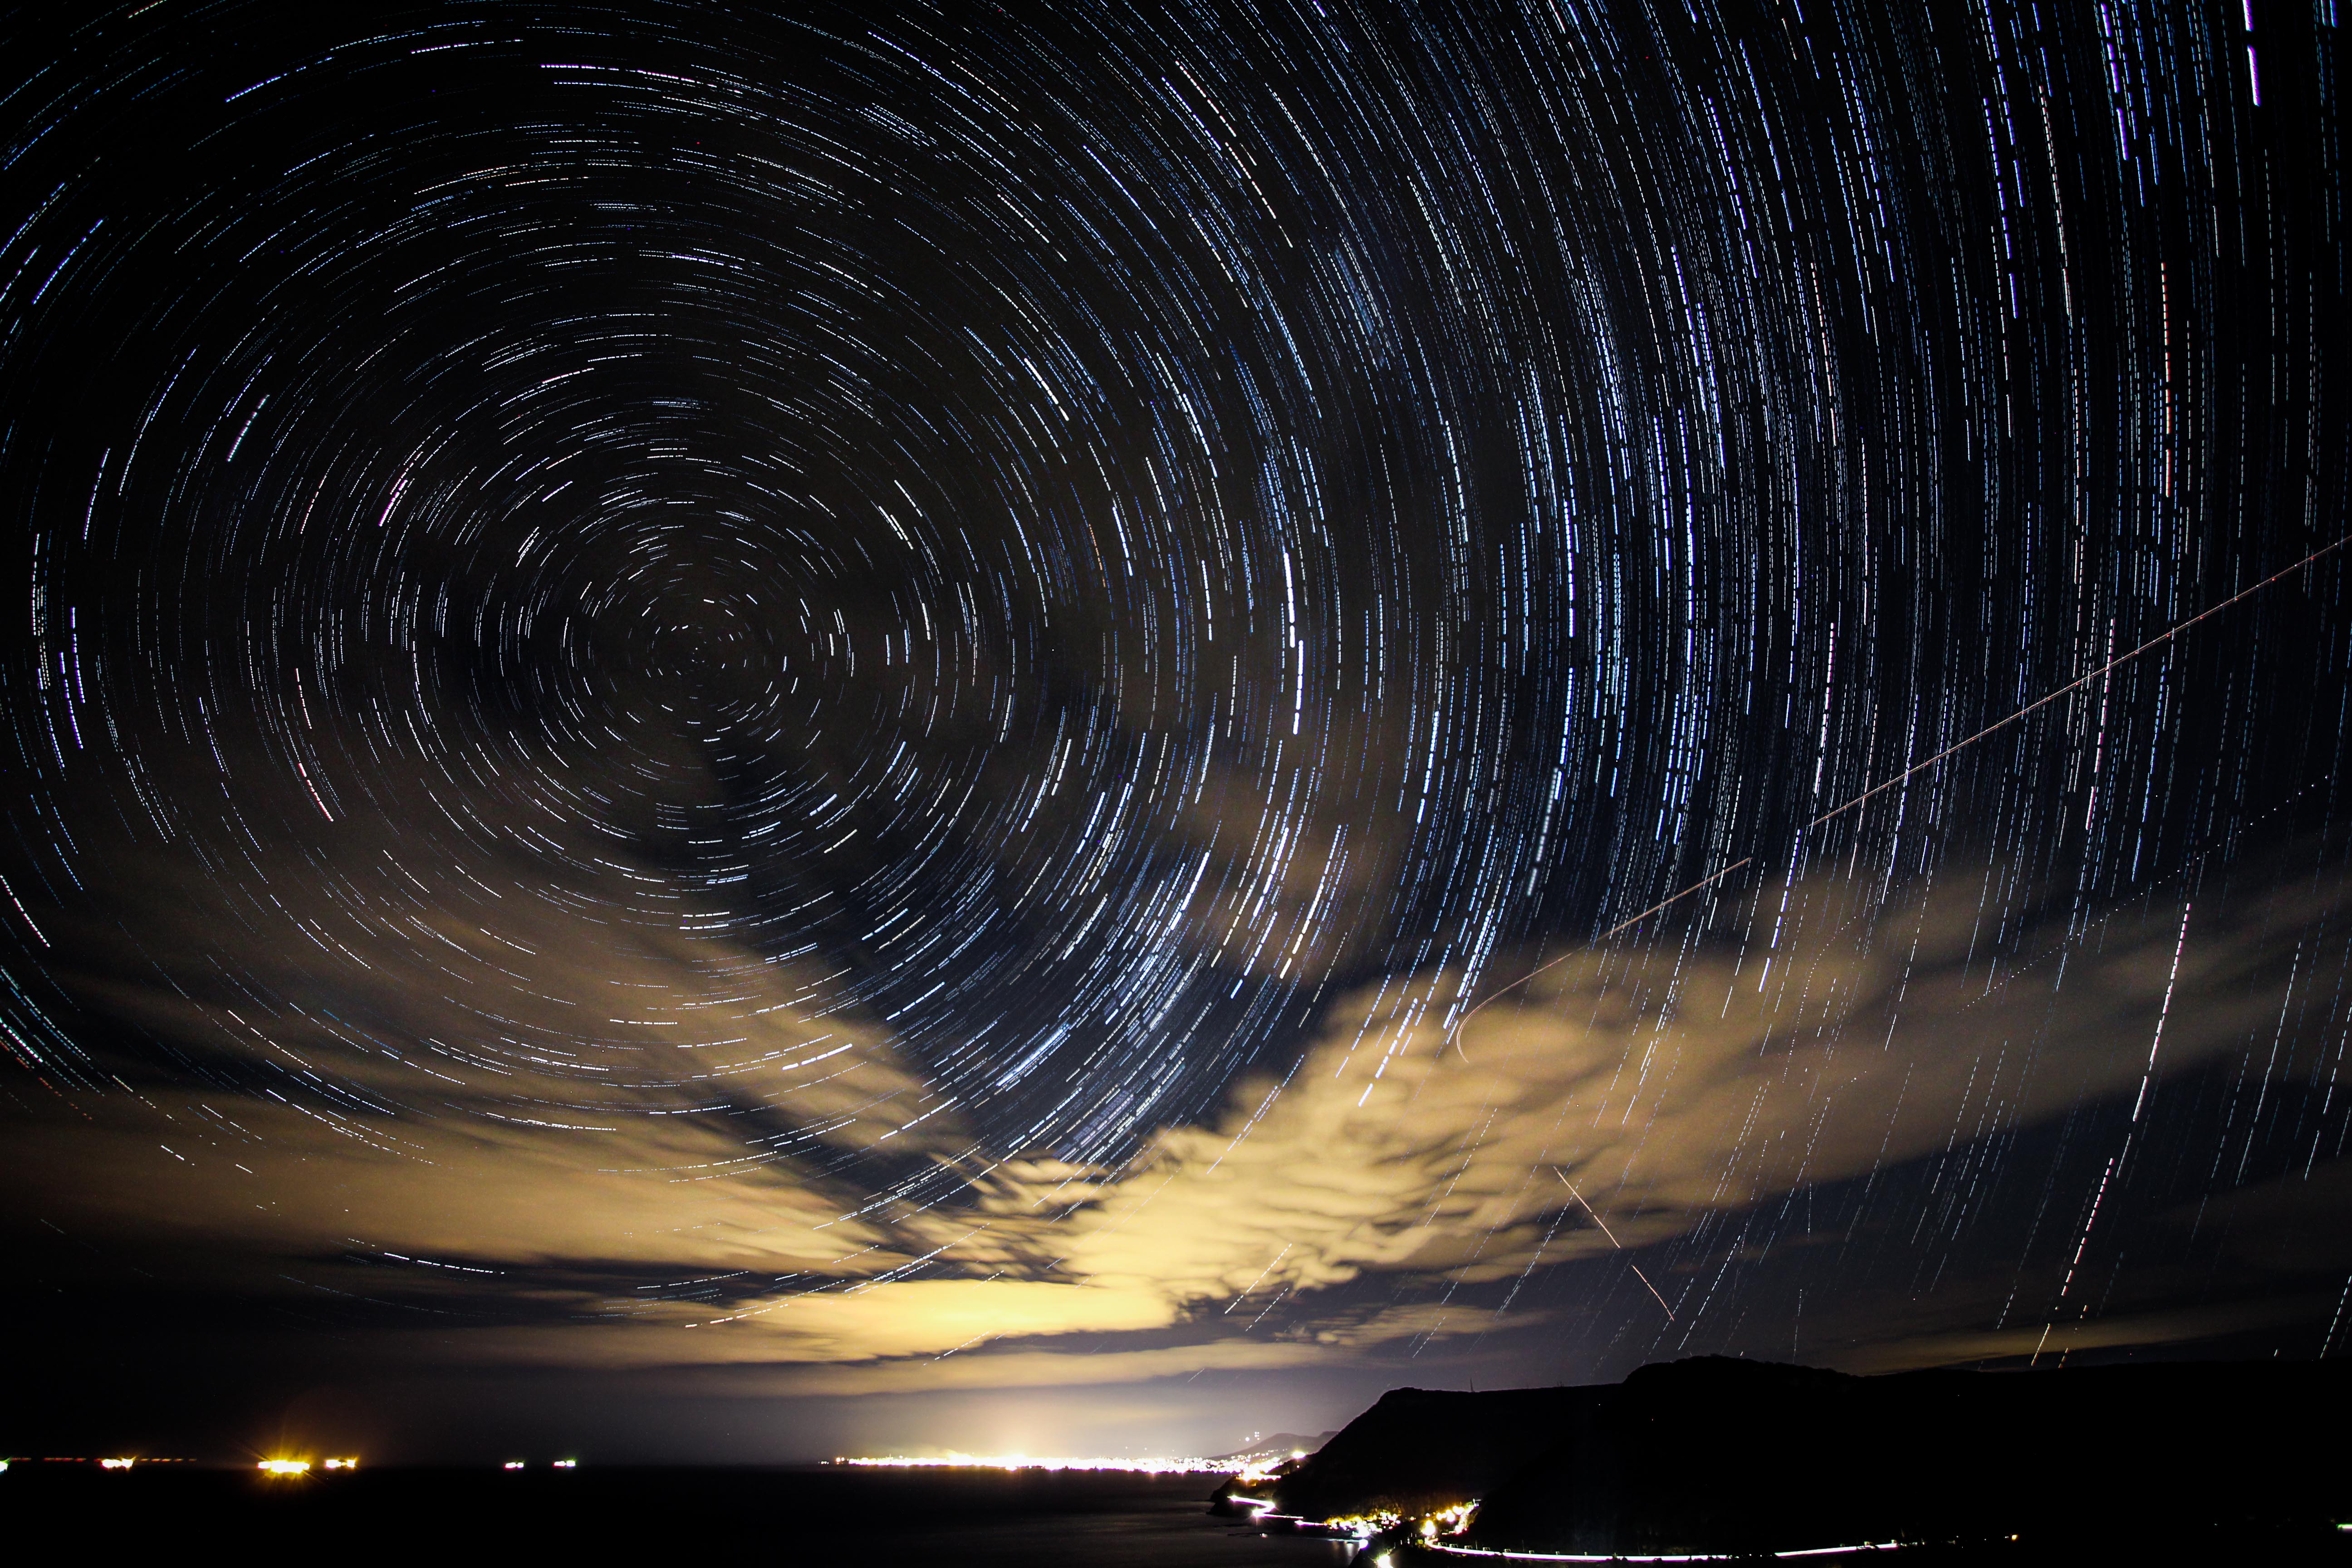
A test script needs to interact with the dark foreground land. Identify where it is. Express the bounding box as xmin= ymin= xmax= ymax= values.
xmin=1231 ymin=1356 xmax=2352 ymax=1564
xmin=20 ymin=1359 xmax=2352 ymax=1566
xmin=1 ymin=1464 xmax=1355 ymax=1565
